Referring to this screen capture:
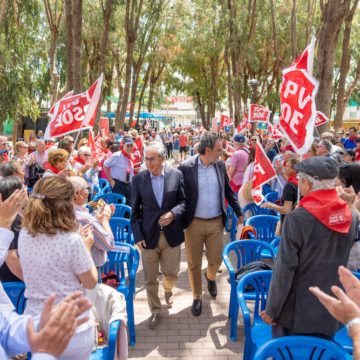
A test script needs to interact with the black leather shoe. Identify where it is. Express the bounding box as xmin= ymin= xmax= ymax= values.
xmin=205 ymin=269 xmax=217 ymax=298
xmin=191 ymin=299 xmax=202 ymax=317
